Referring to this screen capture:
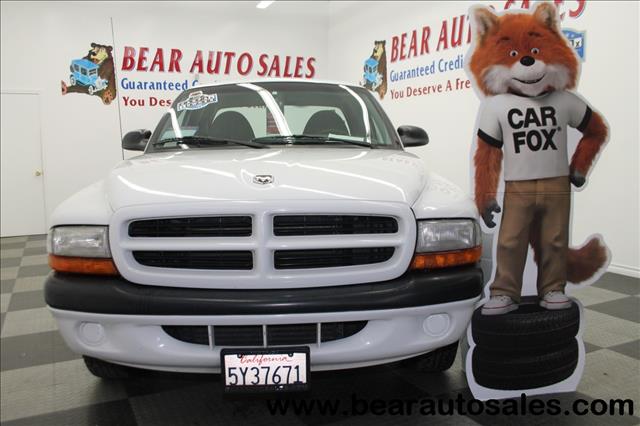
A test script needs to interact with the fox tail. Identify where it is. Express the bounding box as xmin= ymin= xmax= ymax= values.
xmin=567 ymin=236 xmax=610 ymax=284
xmin=530 ymin=222 xmax=610 ymax=284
